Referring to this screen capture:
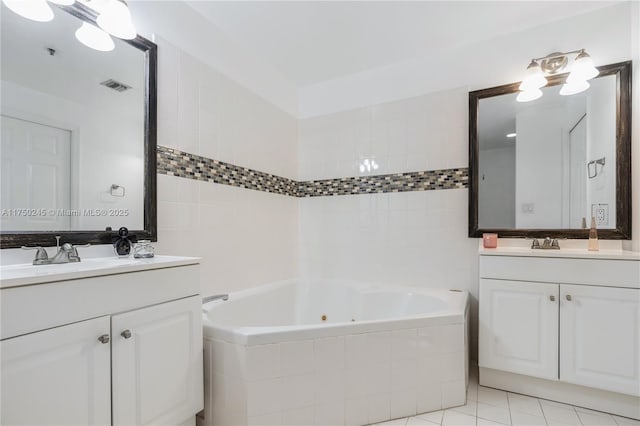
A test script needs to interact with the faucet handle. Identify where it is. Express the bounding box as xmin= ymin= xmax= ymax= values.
xmin=69 ymin=243 xmax=90 ymax=262
xmin=21 ymin=246 xmax=49 ymax=265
